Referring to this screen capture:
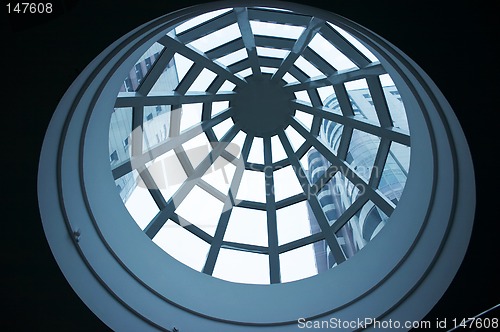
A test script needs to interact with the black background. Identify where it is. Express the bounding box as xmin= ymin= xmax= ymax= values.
xmin=3 ymin=0 xmax=499 ymax=330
